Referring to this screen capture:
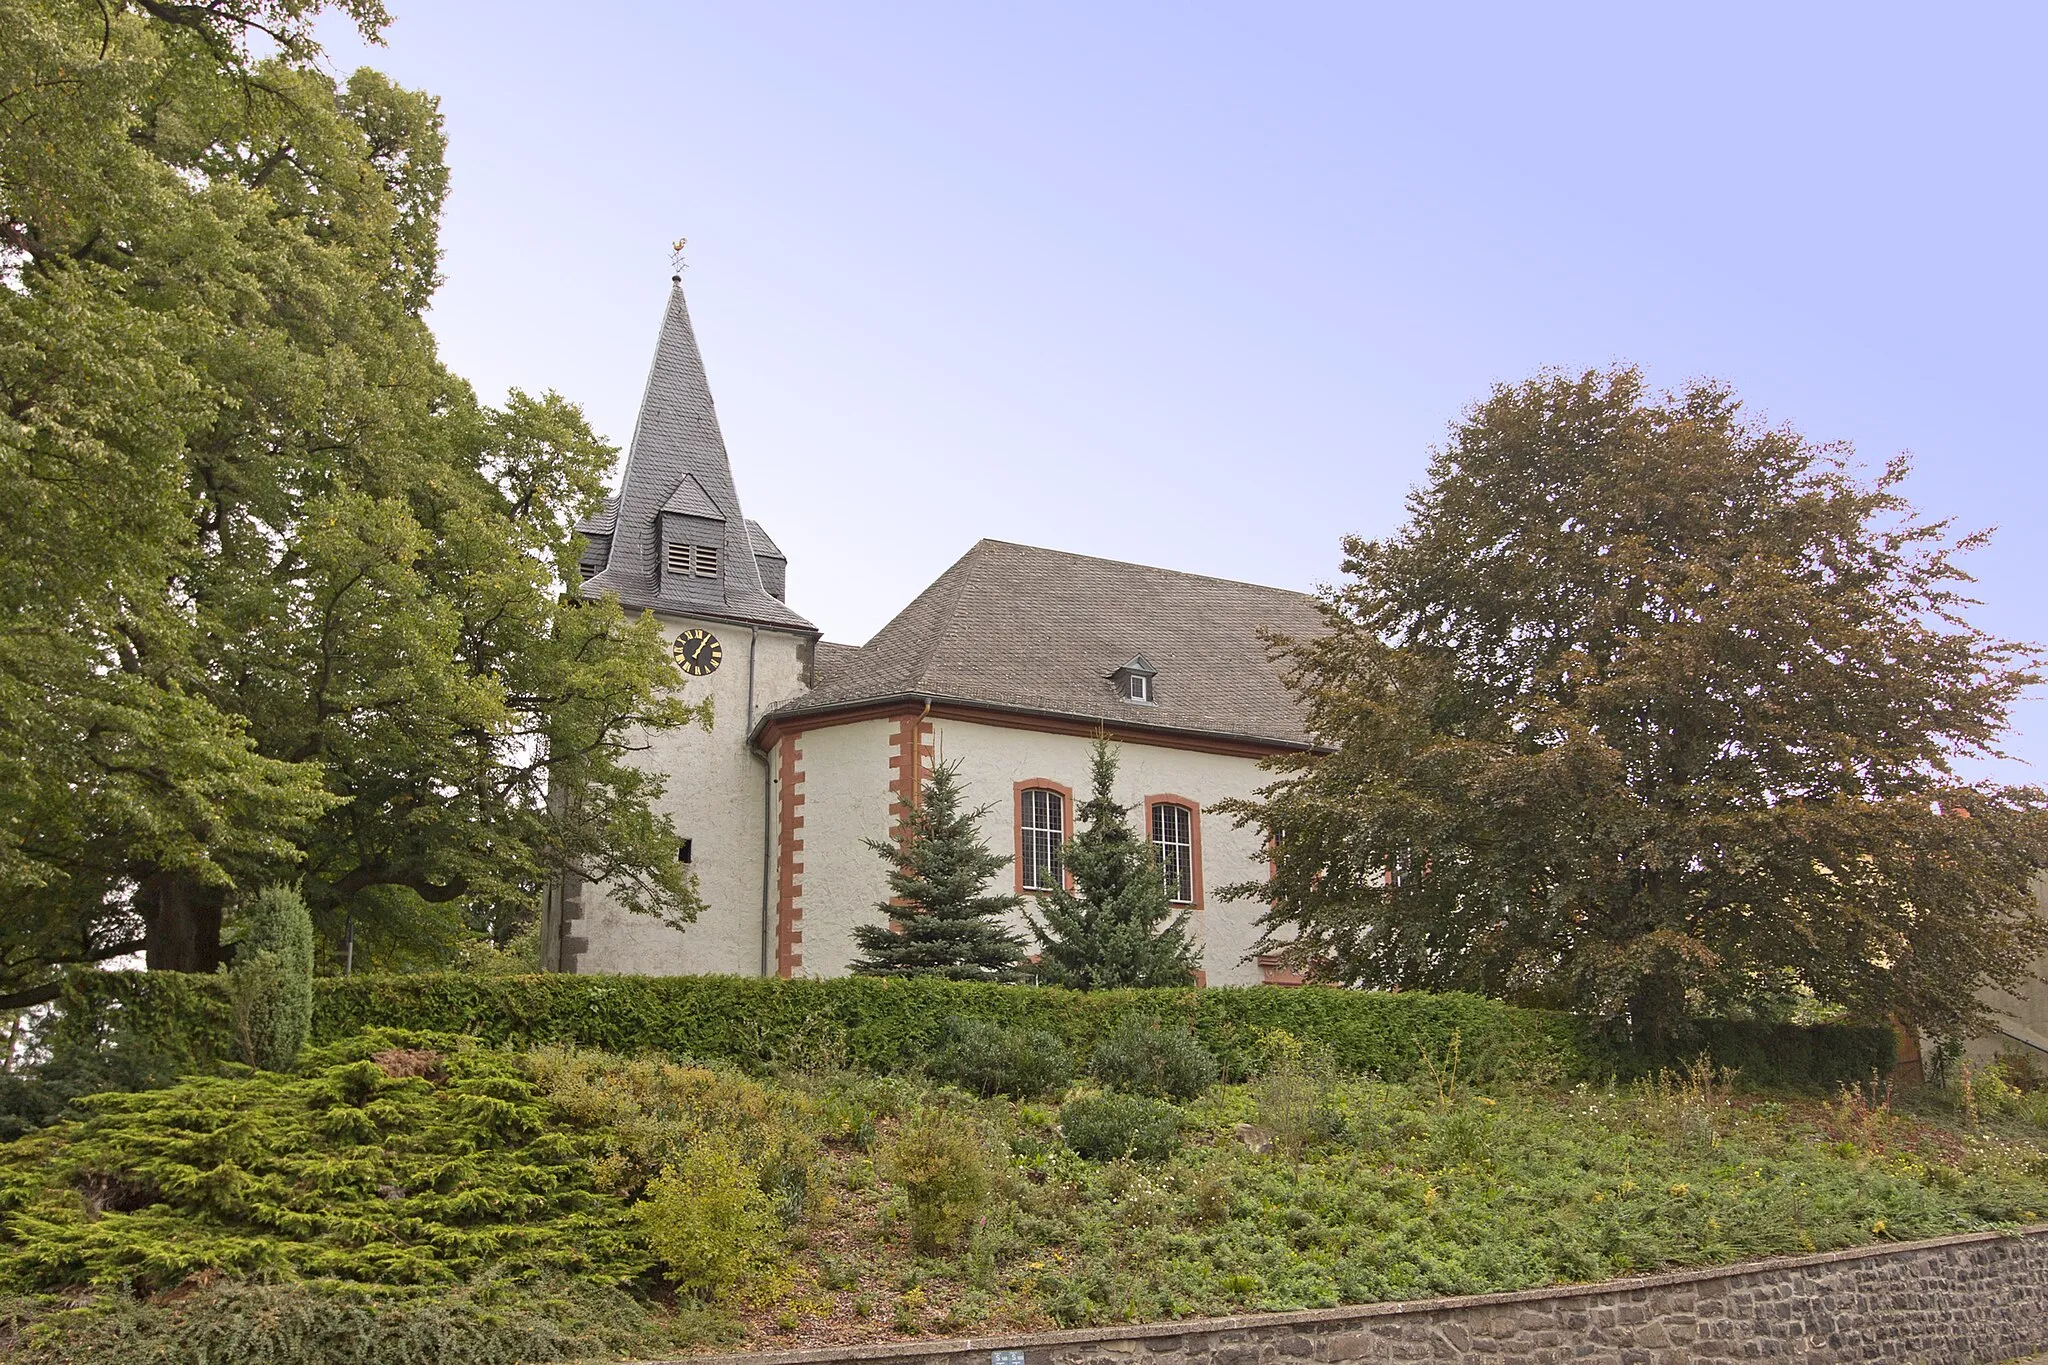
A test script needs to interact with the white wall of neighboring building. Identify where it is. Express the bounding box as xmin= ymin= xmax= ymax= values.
xmin=1964 ymin=877 xmax=2048 ymax=1068
xmin=570 ymin=612 xmax=812 ymax=977
xmin=782 ymin=718 xmax=897 ymax=978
